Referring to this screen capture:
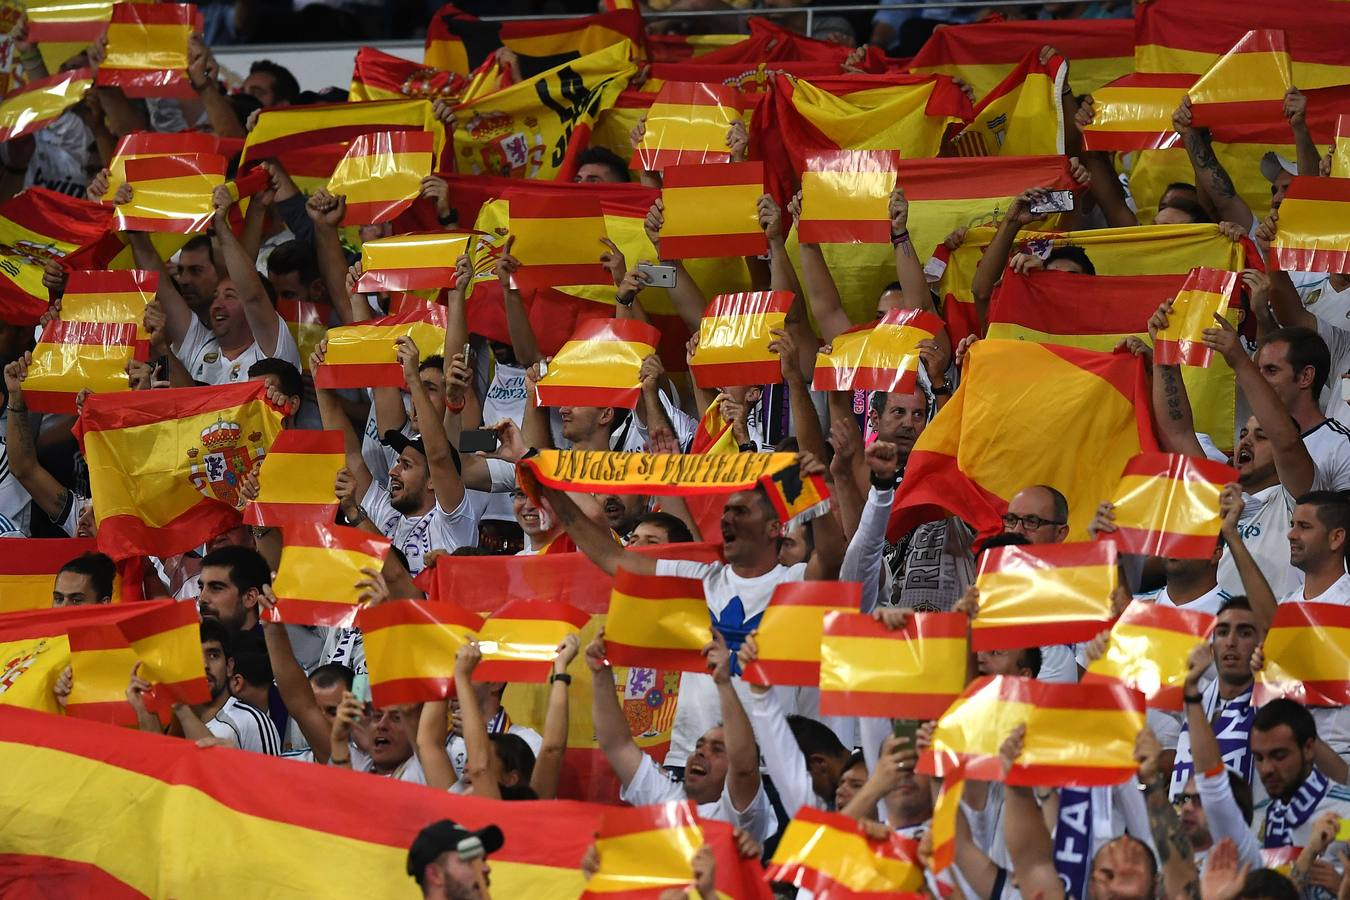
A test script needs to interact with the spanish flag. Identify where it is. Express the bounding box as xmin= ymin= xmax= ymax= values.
xmin=973 ymin=542 xmax=1118 ymax=651
xmin=506 ymin=191 xmax=611 ymax=291
xmin=765 ymin=807 xmax=925 ymax=897
xmin=314 ymin=301 xmax=448 ymax=389
xmin=357 ymin=231 xmax=477 ymax=293
xmin=0 ymin=68 xmax=93 ymax=143
xmin=1154 ymin=268 xmax=1239 ymax=367
xmin=94 ymin=2 xmax=200 ymax=99
xmin=1186 ymin=30 xmax=1292 ymax=127
xmin=105 ymin=130 xmax=242 ymax=201
xmin=21 ymin=320 xmax=143 ymax=414
xmin=1271 ymin=176 xmax=1350 ymax=273
xmin=889 ymin=340 xmax=1158 ymax=542
xmin=1079 ymin=73 xmax=1191 ymax=152
xmin=268 ymin=521 xmax=391 ymax=627
xmin=278 ymin=299 xmax=331 ymax=374
xmin=918 ymin=675 xmax=1145 ymax=785
xmin=356 ymin=599 xmax=484 ymax=707
xmin=634 ymin=81 xmax=748 ymax=172
xmin=349 ymin=46 xmax=470 ymax=103
xmin=798 ymin=150 xmax=897 ymax=245
xmin=952 ymin=50 xmax=1067 ymax=158
xmin=23 ymin=0 xmax=113 ymax=43
xmin=907 ymin=17 xmax=1134 ymax=99
xmin=0 ymin=187 xmax=116 ymax=327
xmin=0 ymin=537 xmax=99 ymax=614
xmin=660 ymin=161 xmax=766 ymax=260
xmin=688 ymin=290 xmax=792 ymax=389
xmin=579 ymin=802 xmax=706 ymax=898
xmin=426 ymin=4 xmax=642 ymax=75
xmin=327 ymin=130 xmax=435 ymax=226
xmin=0 ymin=703 xmax=630 ymax=898
xmin=604 ymin=568 xmax=711 ymax=673
xmin=476 ymin=599 xmax=591 ymax=683
xmin=535 ymin=319 xmax=661 ymax=410
xmin=741 ymin=582 xmax=858 ymax=687
xmin=451 ymin=41 xmax=635 ymax=180
xmin=1083 ymin=601 xmax=1214 ymax=709
xmin=59 ymin=269 xmax=156 ymax=330
xmin=1104 ymin=452 xmax=1237 ymax=559
xmin=930 ymin=769 xmax=966 ymax=873
xmin=74 ymin=382 xmax=285 ymax=560
xmin=819 ymin=611 xmax=969 ymax=719
xmin=1134 ymin=0 xmax=1350 ymax=91
xmin=1255 ymin=602 xmax=1350 ymax=707
xmin=66 ymin=623 xmax=139 ymax=725
xmin=689 ymin=400 xmax=736 ymax=456
xmin=1334 ymin=115 xmax=1350 ymax=178
xmin=240 ymin=98 xmax=446 ymax=171
xmin=812 ymin=308 xmax=944 ymax=395
xmin=115 ymin=597 xmax=209 ymax=706
xmin=114 ymin=153 xmax=227 ymax=234
xmin=242 ymin=429 xmax=345 ymax=528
